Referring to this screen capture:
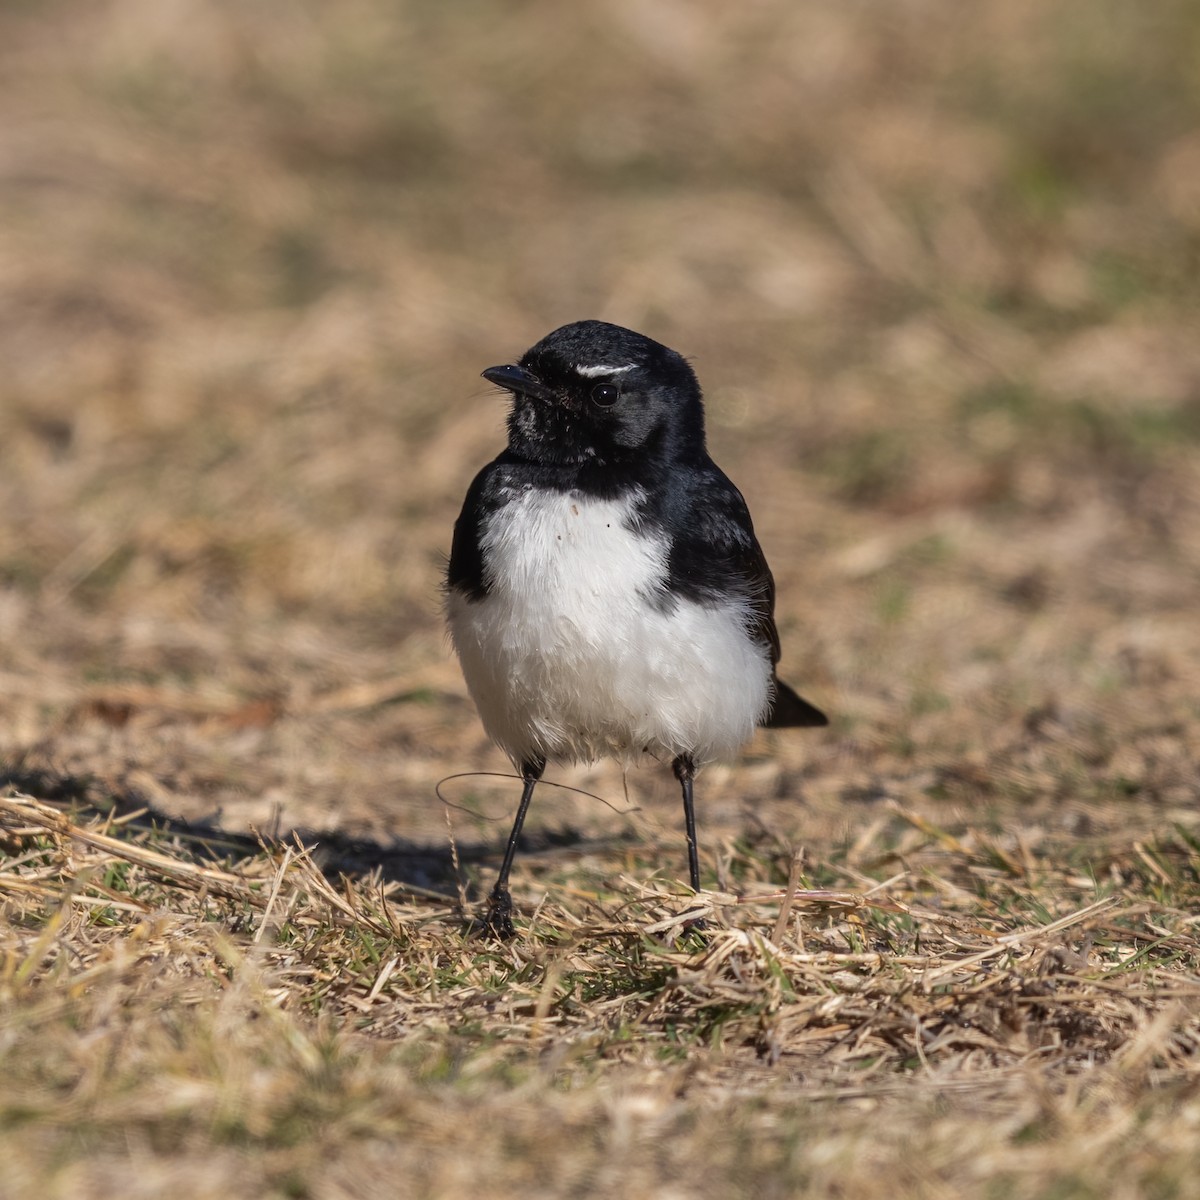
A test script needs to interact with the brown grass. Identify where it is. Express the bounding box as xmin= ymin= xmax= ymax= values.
xmin=2 ymin=1 xmax=1200 ymax=1196
xmin=2 ymin=792 xmax=1199 ymax=1199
